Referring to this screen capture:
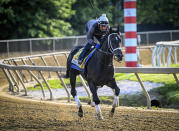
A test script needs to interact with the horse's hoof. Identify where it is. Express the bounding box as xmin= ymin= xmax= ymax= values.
xmin=78 ymin=111 xmax=83 ymax=117
xmin=97 ymin=113 xmax=103 ymax=120
xmin=109 ymin=108 xmax=115 ymax=118
xmin=78 ymin=106 xmax=83 ymax=117
xmin=109 ymin=111 xmax=114 ymax=118
xmin=87 ymin=100 xmax=91 ymax=105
